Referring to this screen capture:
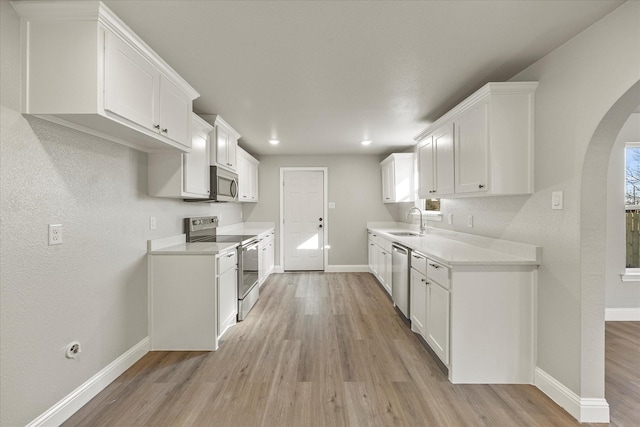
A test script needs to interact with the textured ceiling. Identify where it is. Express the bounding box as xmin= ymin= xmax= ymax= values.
xmin=103 ymin=0 xmax=624 ymax=156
